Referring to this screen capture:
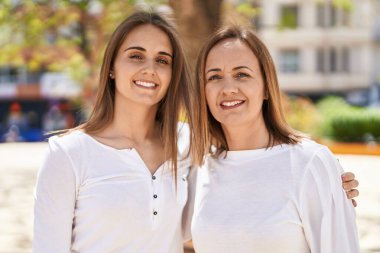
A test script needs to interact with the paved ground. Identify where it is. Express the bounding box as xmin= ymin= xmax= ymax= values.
xmin=0 ymin=143 xmax=379 ymax=252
